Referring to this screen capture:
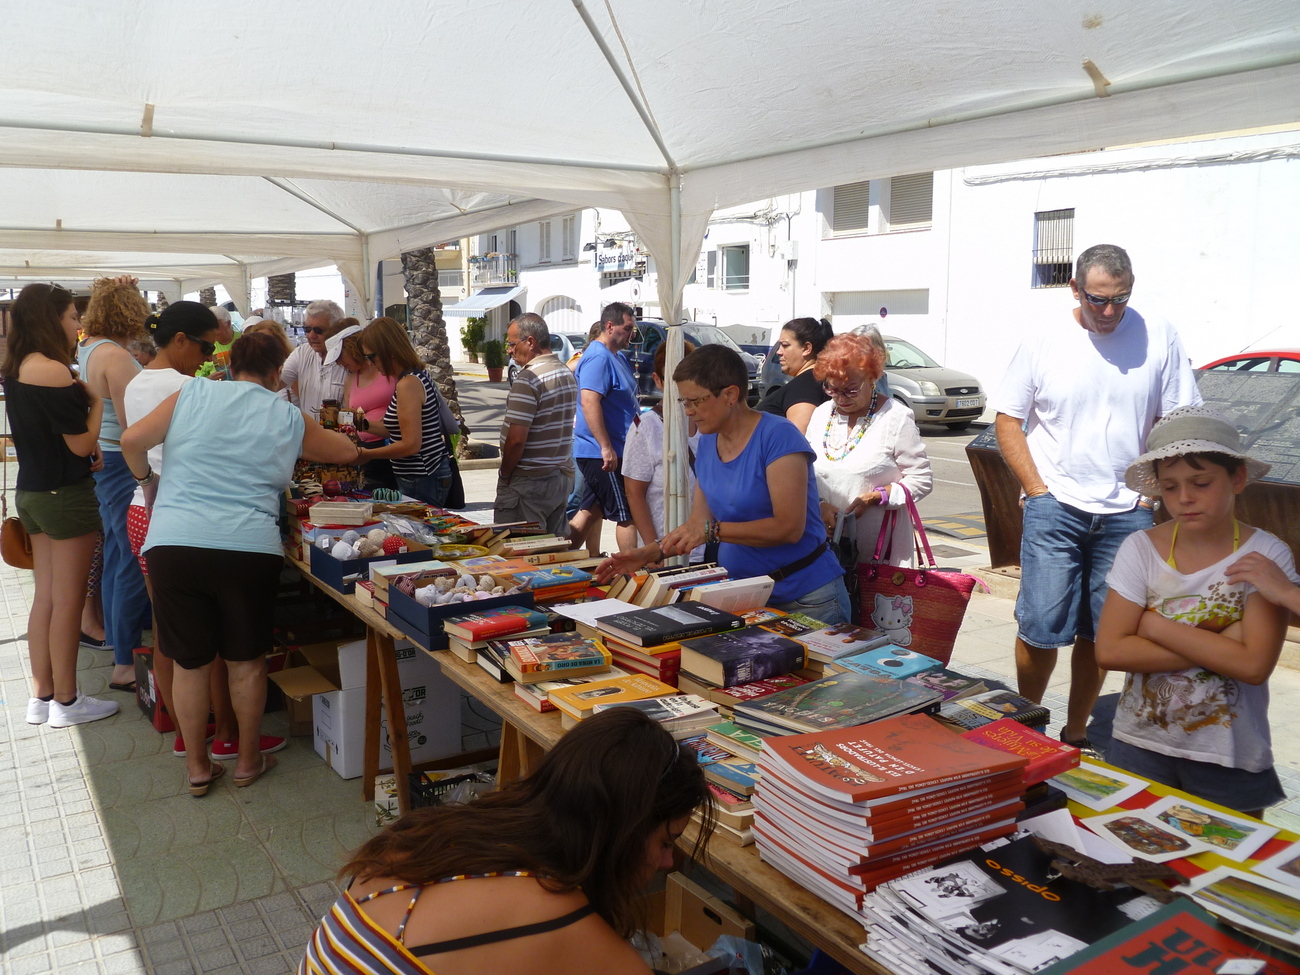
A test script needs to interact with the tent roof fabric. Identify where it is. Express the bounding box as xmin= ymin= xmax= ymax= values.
xmin=2 ymin=1 xmax=1298 ymax=310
